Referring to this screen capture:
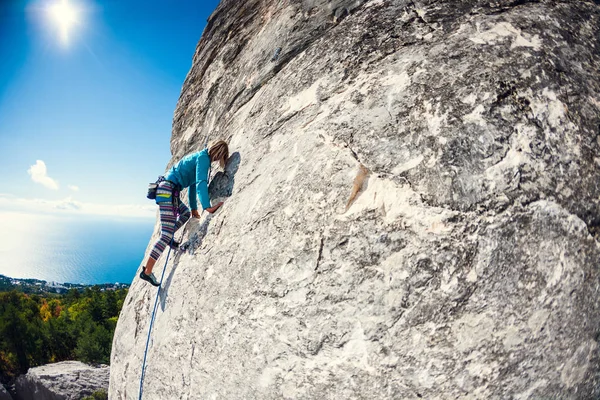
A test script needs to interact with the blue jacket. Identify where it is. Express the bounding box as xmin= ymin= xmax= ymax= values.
xmin=164 ymin=149 xmax=211 ymax=210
